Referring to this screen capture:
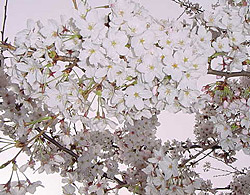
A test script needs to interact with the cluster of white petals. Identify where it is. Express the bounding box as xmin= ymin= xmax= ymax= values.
xmin=0 ymin=0 xmax=250 ymax=194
